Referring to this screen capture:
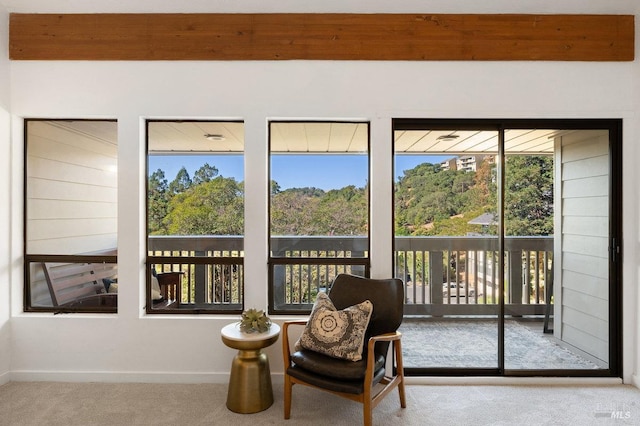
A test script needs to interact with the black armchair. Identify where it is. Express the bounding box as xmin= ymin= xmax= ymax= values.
xmin=282 ymin=274 xmax=406 ymax=426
